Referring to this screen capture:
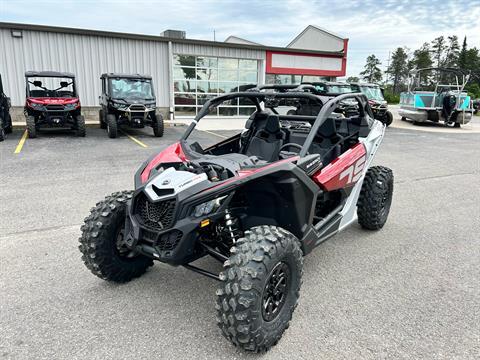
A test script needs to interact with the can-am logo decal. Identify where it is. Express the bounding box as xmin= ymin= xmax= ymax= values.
xmin=339 ymin=155 xmax=366 ymax=185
